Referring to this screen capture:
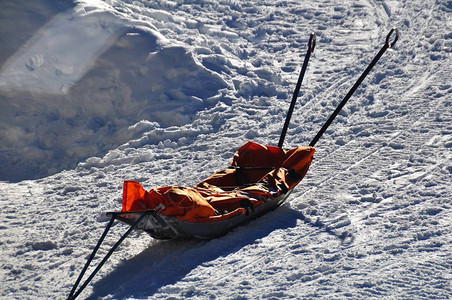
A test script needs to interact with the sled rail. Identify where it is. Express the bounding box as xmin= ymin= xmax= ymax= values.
xmin=278 ymin=33 xmax=316 ymax=148
xmin=309 ymin=28 xmax=398 ymax=147
xmin=67 ymin=210 xmax=153 ymax=300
